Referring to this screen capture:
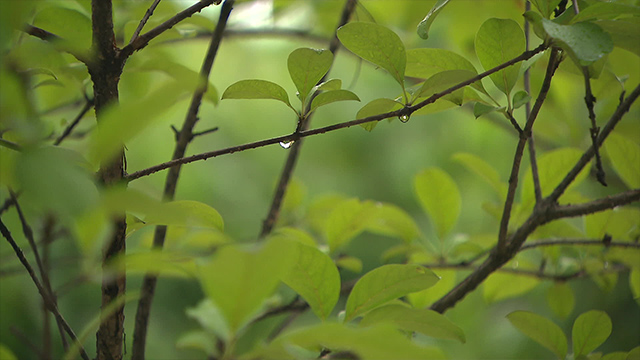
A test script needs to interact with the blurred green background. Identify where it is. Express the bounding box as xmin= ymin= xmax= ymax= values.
xmin=1 ymin=0 xmax=639 ymax=359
